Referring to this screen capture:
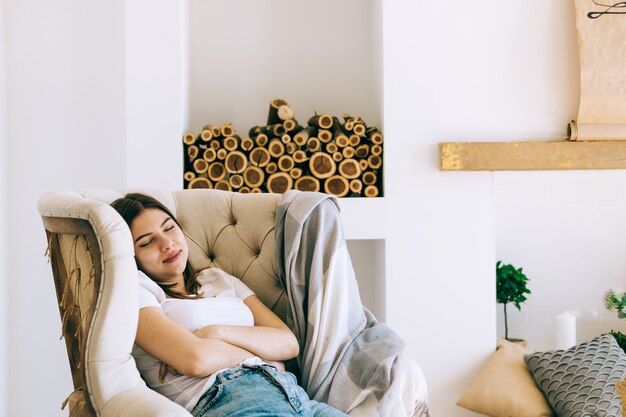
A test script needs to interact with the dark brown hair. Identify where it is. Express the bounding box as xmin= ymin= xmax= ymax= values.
xmin=111 ymin=192 xmax=201 ymax=299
